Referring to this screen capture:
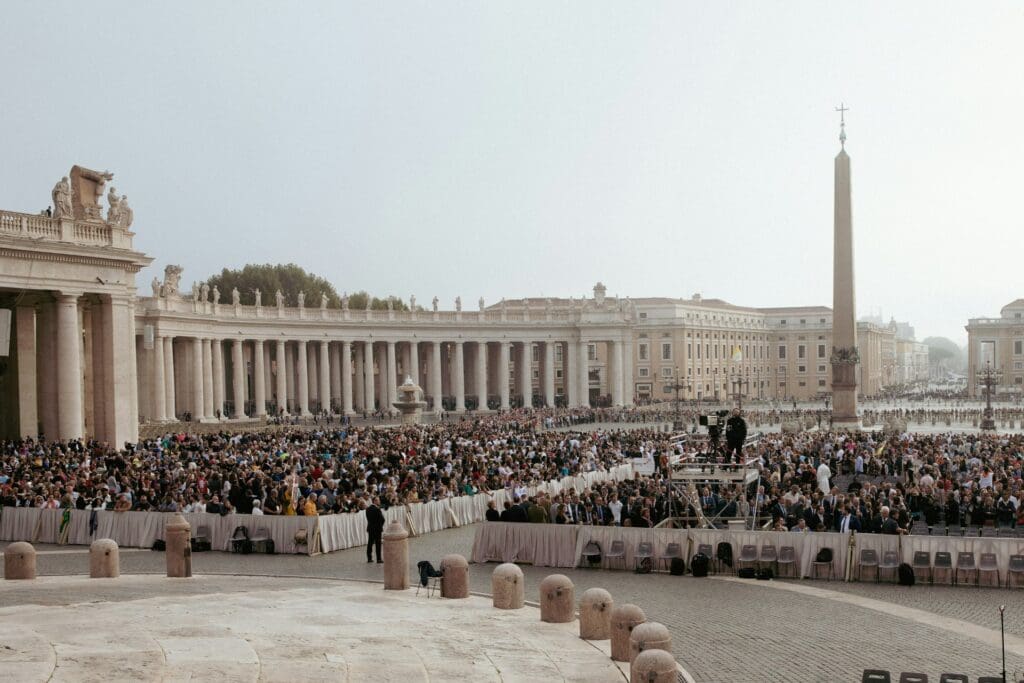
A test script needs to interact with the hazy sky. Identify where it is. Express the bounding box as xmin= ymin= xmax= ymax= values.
xmin=3 ymin=2 xmax=1022 ymax=343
